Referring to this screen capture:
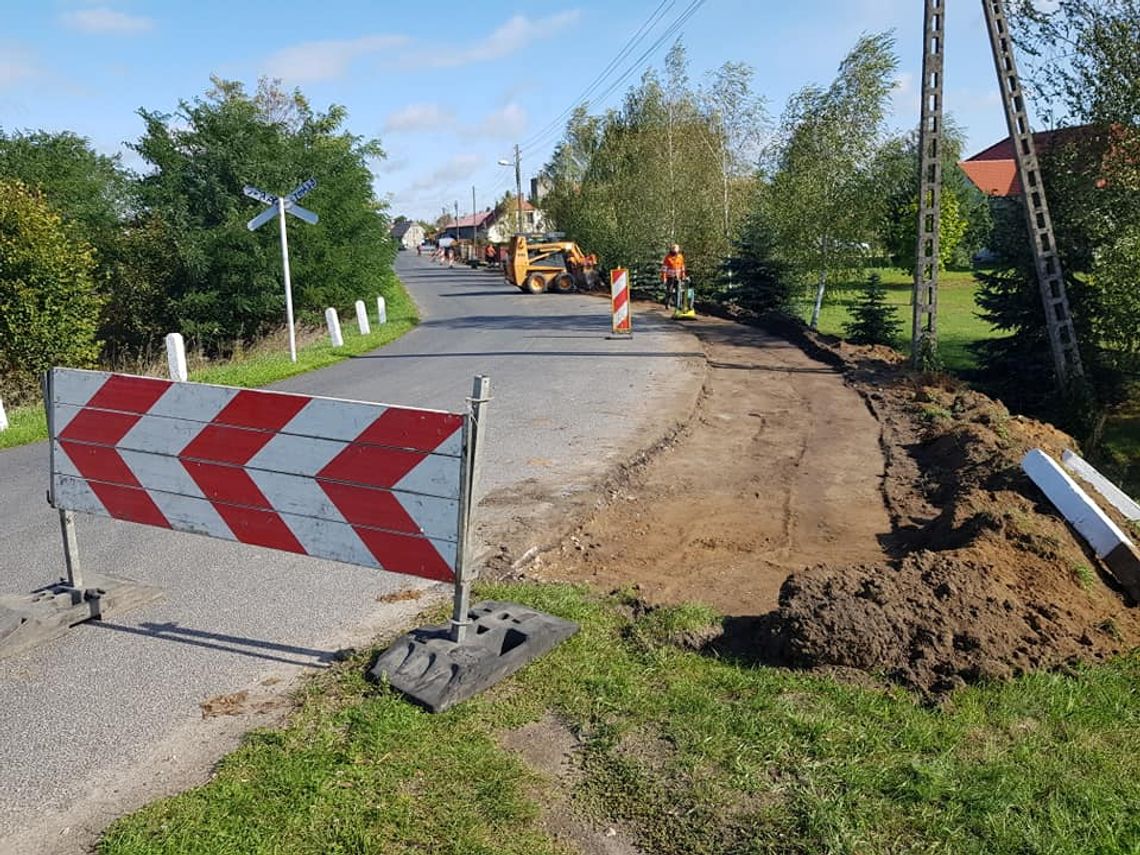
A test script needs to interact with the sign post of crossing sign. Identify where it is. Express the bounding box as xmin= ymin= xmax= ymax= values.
xmin=243 ymin=179 xmax=319 ymax=363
